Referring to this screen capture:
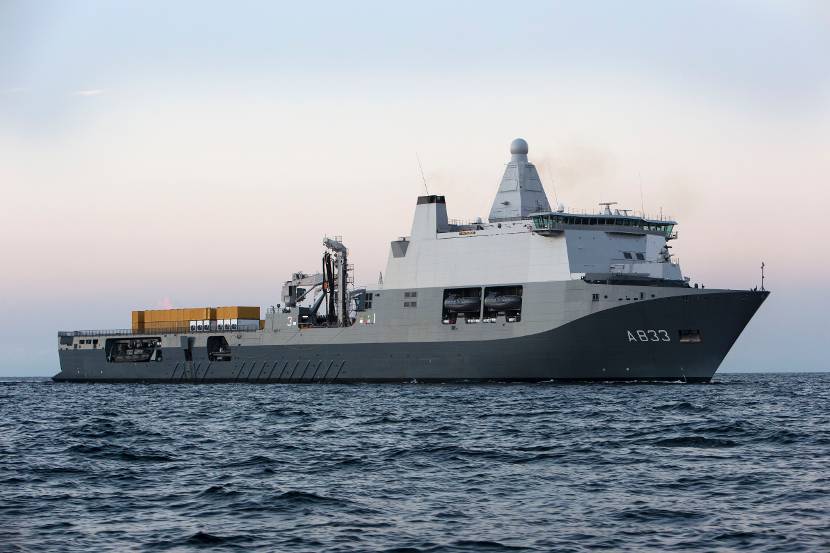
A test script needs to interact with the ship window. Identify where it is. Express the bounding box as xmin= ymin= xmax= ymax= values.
xmin=636 ymin=253 xmax=645 ymax=260
xmin=623 ymin=252 xmax=633 ymax=259
xmin=592 ymin=294 xmax=599 ymax=301
xmin=679 ymin=329 xmax=702 ymax=343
